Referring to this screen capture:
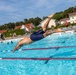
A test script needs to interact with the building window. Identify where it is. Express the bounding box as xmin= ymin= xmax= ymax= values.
xmin=72 ymin=16 xmax=74 ymax=19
